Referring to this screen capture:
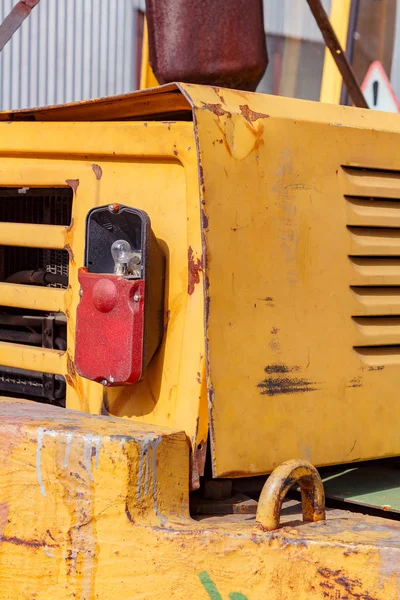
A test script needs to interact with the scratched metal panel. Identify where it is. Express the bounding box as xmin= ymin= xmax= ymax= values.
xmin=0 ymin=0 xmax=141 ymax=110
